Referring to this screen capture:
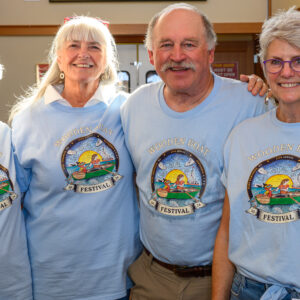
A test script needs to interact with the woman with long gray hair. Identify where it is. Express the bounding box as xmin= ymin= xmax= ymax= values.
xmin=10 ymin=16 xmax=141 ymax=300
